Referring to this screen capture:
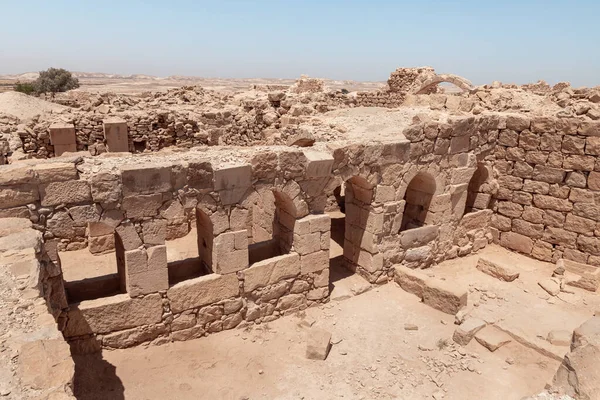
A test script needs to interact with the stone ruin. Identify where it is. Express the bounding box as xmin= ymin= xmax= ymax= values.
xmin=1 ymin=66 xmax=600 ymax=399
